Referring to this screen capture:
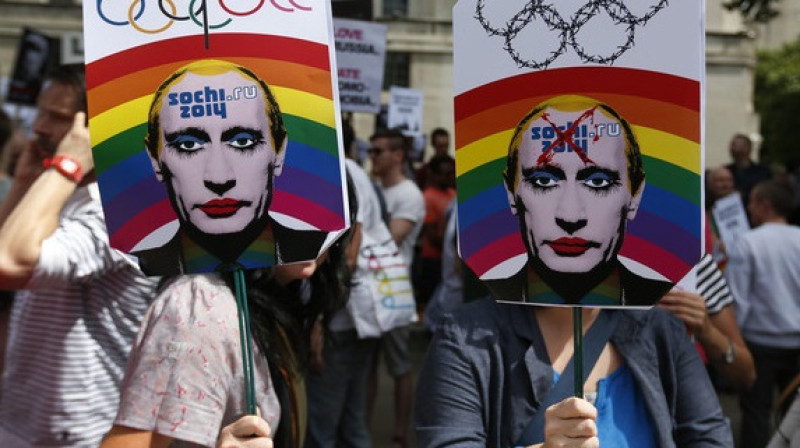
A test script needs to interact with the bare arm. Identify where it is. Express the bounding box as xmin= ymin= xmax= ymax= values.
xmin=100 ymin=406 xmax=273 ymax=448
xmin=99 ymin=425 xmax=172 ymax=448
xmin=658 ymin=289 xmax=756 ymax=391
xmin=389 ymin=218 xmax=415 ymax=247
xmin=0 ymin=113 xmax=93 ymax=289
xmin=706 ymin=307 xmax=756 ymax=391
